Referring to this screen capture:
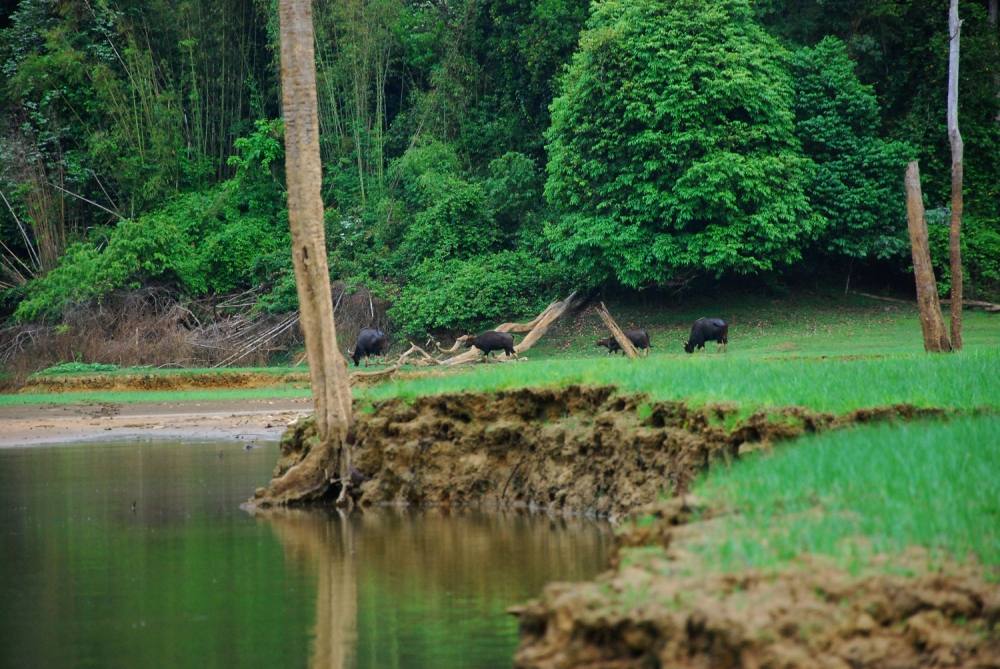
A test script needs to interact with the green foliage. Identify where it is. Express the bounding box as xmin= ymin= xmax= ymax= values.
xmin=544 ymin=0 xmax=820 ymax=287
xmin=13 ymin=121 xmax=291 ymax=322
xmin=389 ymin=250 xmax=561 ymax=336
xmin=484 ymin=151 xmax=543 ymax=236
xmin=400 ymin=176 xmax=496 ymax=261
xmin=756 ymin=0 xmax=1000 ymax=221
xmin=928 ymin=213 xmax=1000 ymax=300
xmin=791 ymin=37 xmax=914 ymax=260
xmin=385 ymin=140 xmax=500 ymax=267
